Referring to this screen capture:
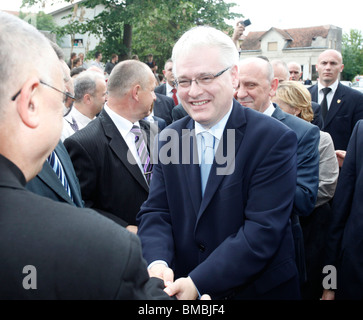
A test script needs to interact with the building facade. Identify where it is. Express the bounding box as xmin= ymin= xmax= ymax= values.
xmin=238 ymin=25 xmax=342 ymax=81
